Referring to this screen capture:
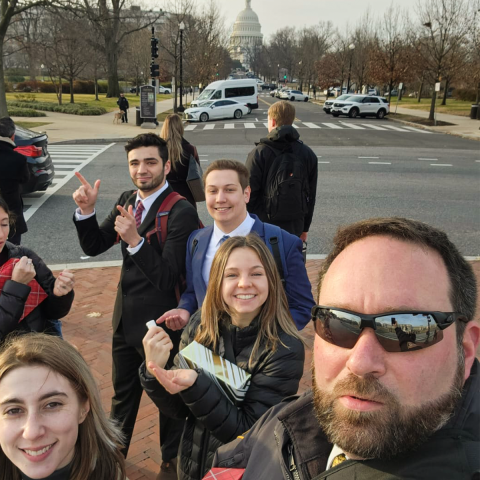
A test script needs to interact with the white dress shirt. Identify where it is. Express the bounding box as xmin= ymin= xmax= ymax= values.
xmin=201 ymin=213 xmax=256 ymax=285
xmin=75 ymin=181 xmax=170 ymax=255
xmin=326 ymin=444 xmax=349 ymax=470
